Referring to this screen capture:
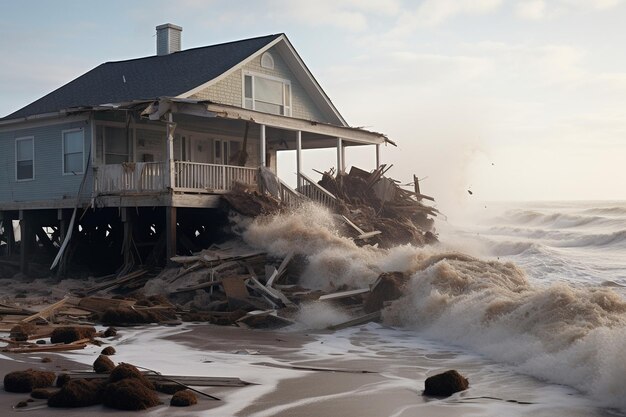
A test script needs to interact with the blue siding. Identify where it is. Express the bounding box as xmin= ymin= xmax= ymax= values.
xmin=0 ymin=118 xmax=92 ymax=203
